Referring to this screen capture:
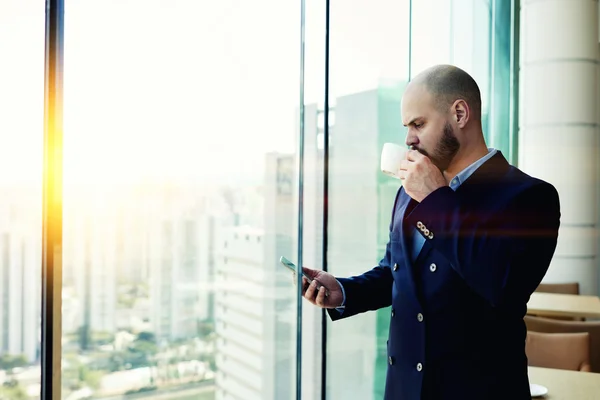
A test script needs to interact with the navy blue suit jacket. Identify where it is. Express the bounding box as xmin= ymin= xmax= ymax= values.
xmin=328 ymin=152 xmax=561 ymax=400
